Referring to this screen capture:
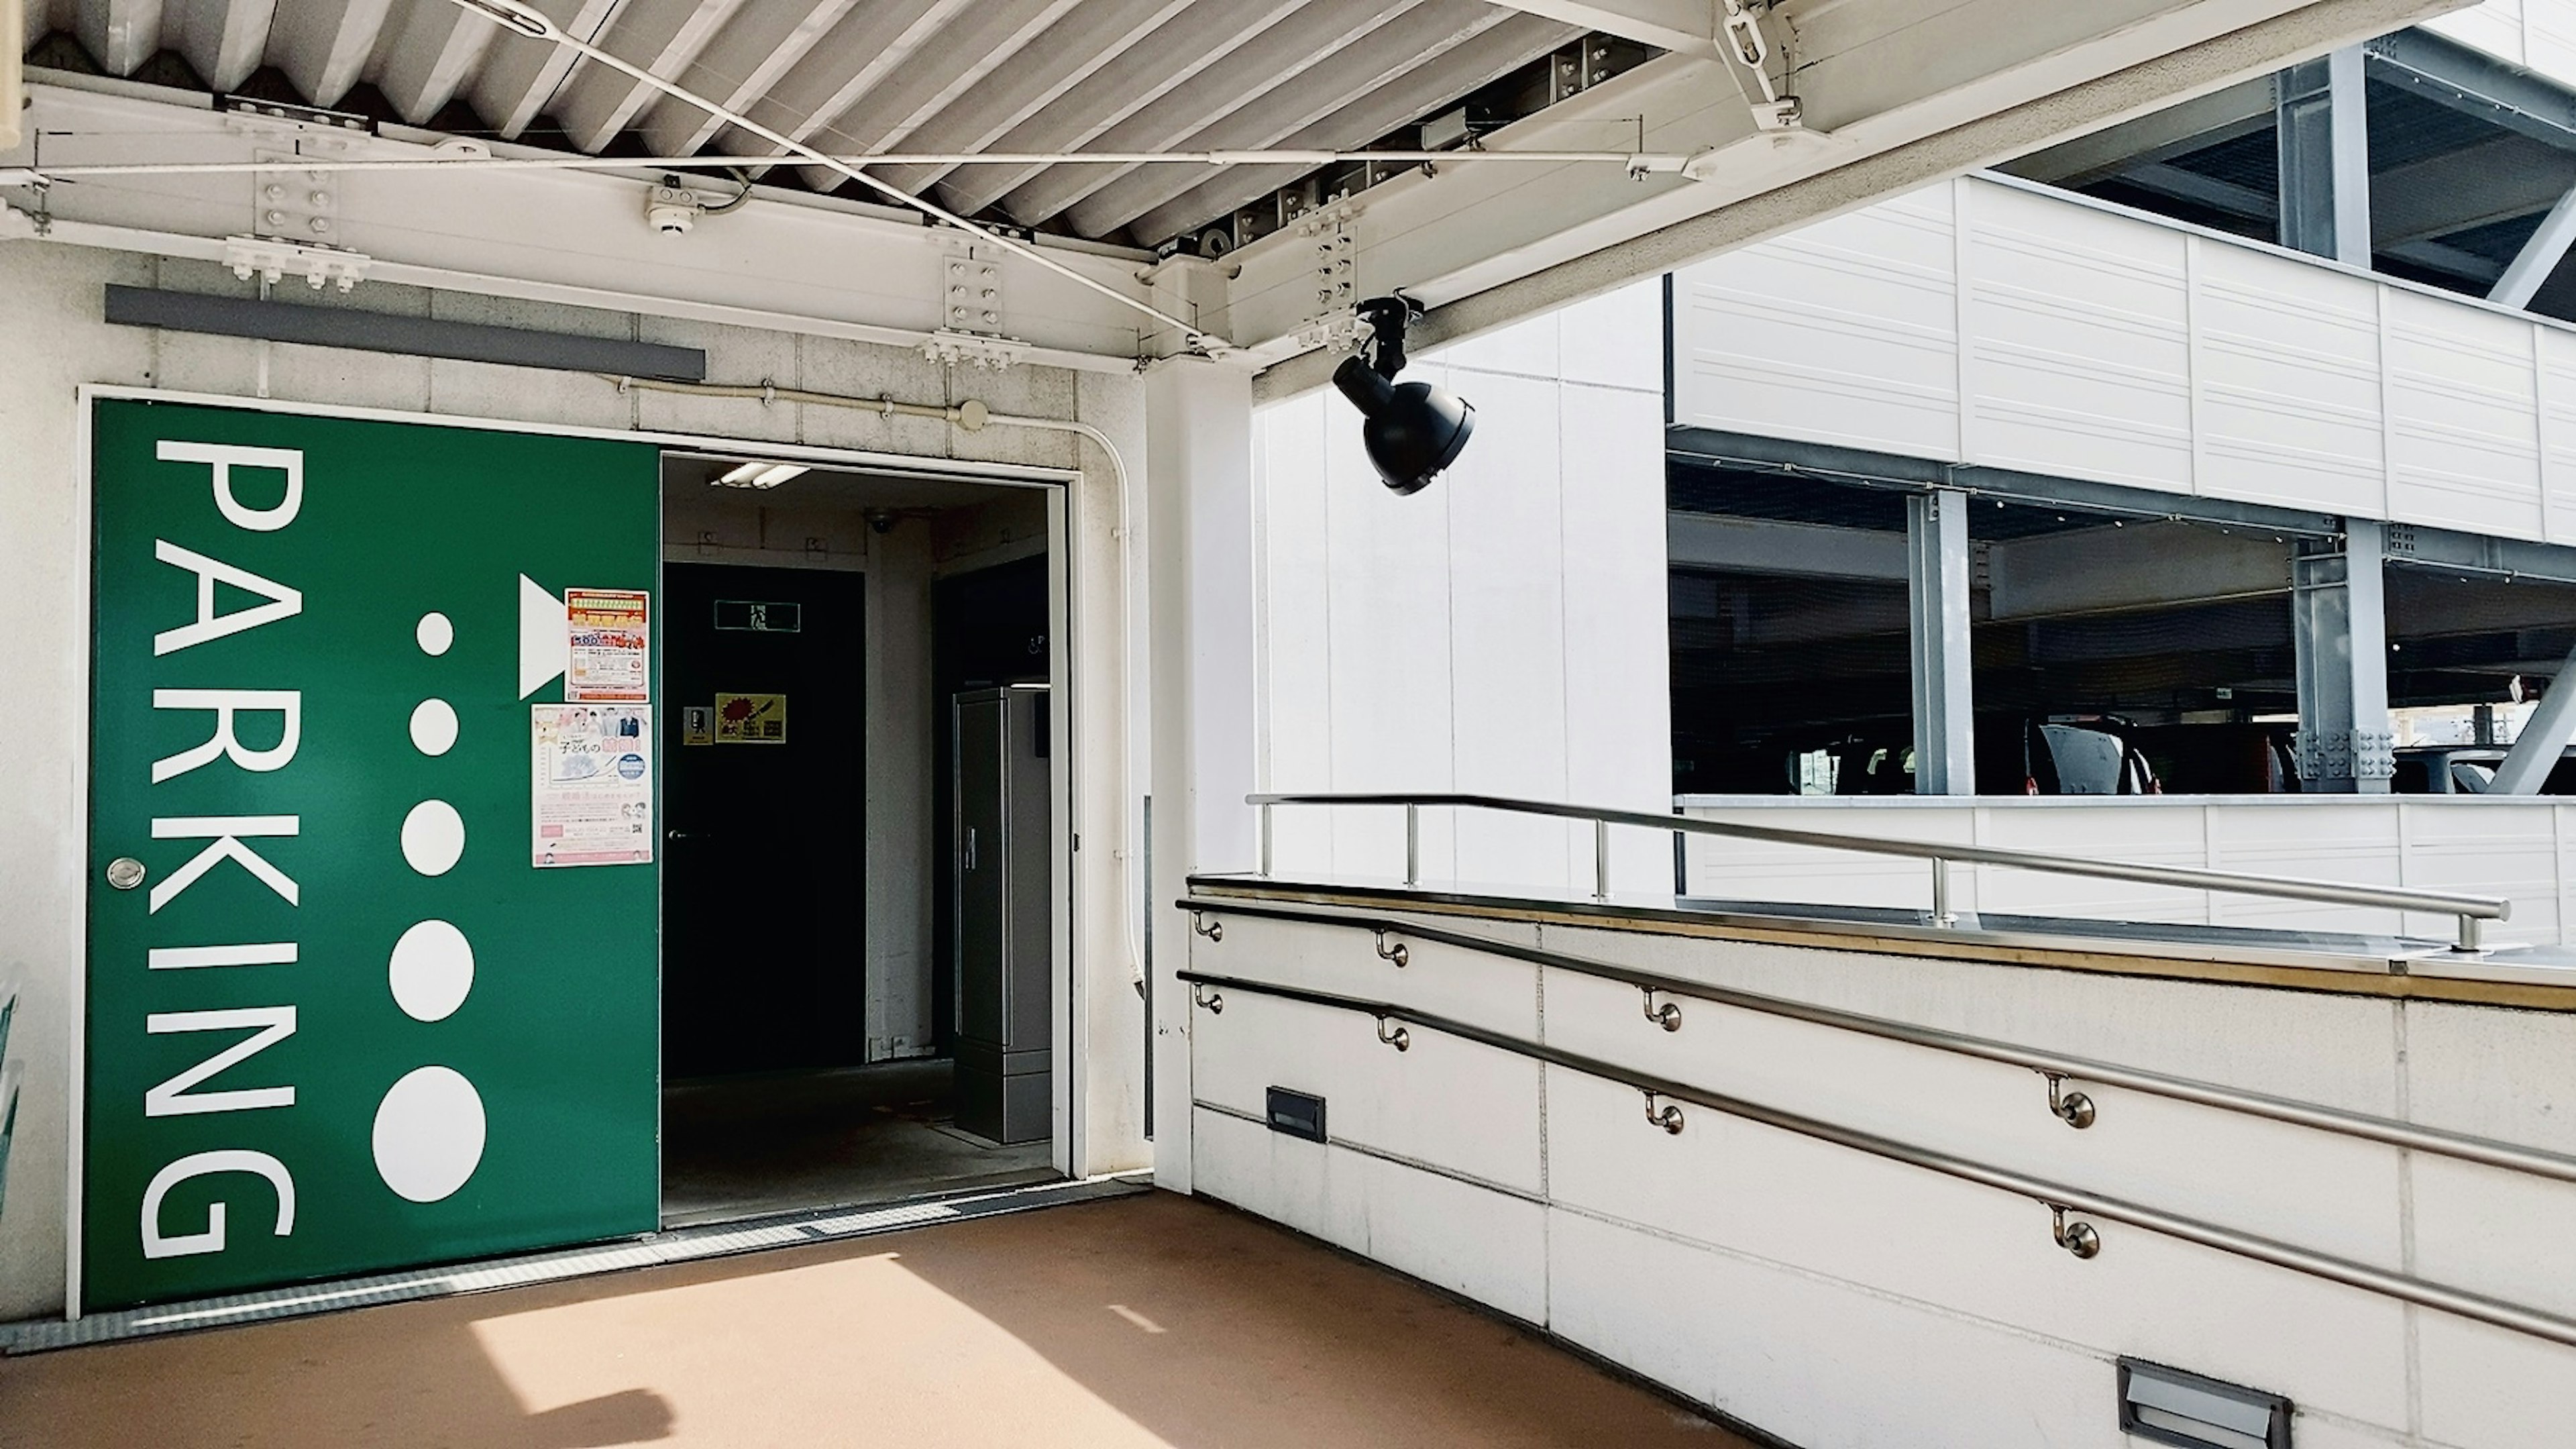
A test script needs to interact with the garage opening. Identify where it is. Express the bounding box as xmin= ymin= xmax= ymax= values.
xmin=657 ymin=453 xmax=1061 ymax=1227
